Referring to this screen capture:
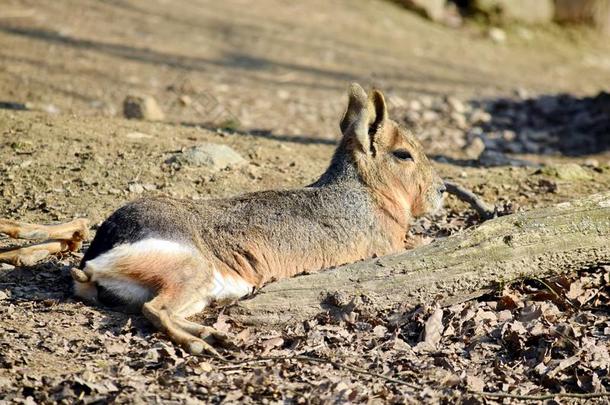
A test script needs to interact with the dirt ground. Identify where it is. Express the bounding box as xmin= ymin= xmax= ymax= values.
xmin=1 ymin=0 xmax=609 ymax=403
